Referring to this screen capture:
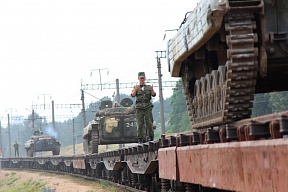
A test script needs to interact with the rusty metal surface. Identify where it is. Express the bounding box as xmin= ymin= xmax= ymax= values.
xmin=233 ymin=111 xmax=288 ymax=127
xmin=162 ymin=139 xmax=288 ymax=191
xmin=176 ymin=143 xmax=244 ymax=191
xmin=158 ymin=147 xmax=177 ymax=181
xmin=162 ymin=111 xmax=288 ymax=143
